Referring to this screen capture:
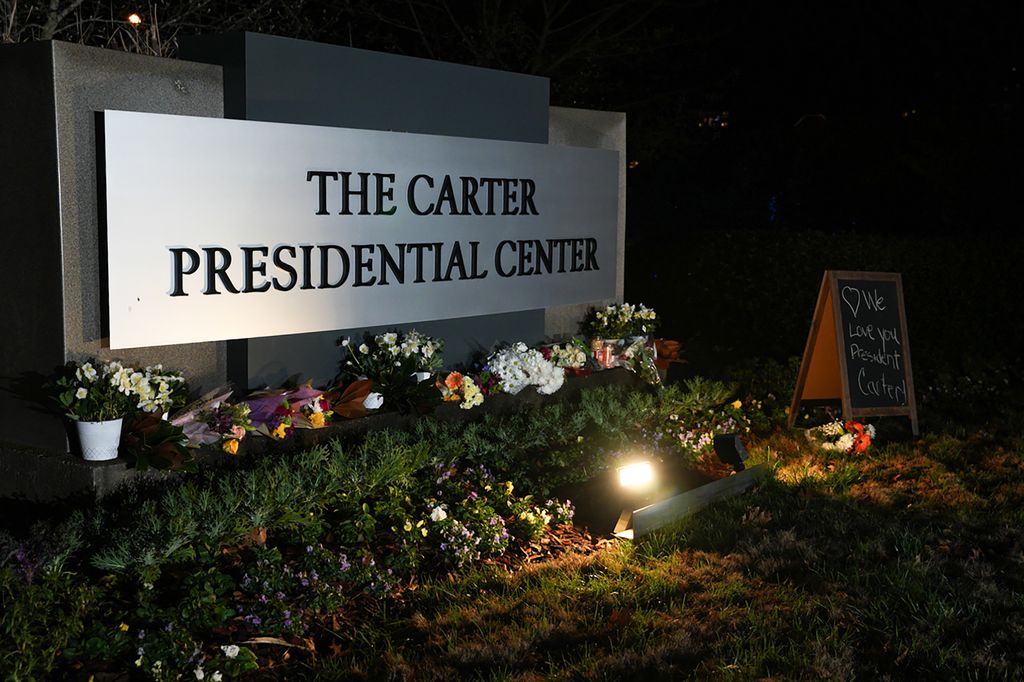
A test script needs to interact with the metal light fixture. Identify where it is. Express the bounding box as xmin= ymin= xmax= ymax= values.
xmin=612 ymin=438 xmax=765 ymax=540
xmin=617 ymin=460 xmax=655 ymax=491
